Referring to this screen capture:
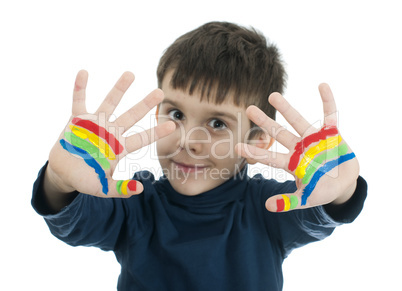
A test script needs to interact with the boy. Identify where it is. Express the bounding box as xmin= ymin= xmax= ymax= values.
xmin=32 ymin=22 xmax=367 ymax=290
